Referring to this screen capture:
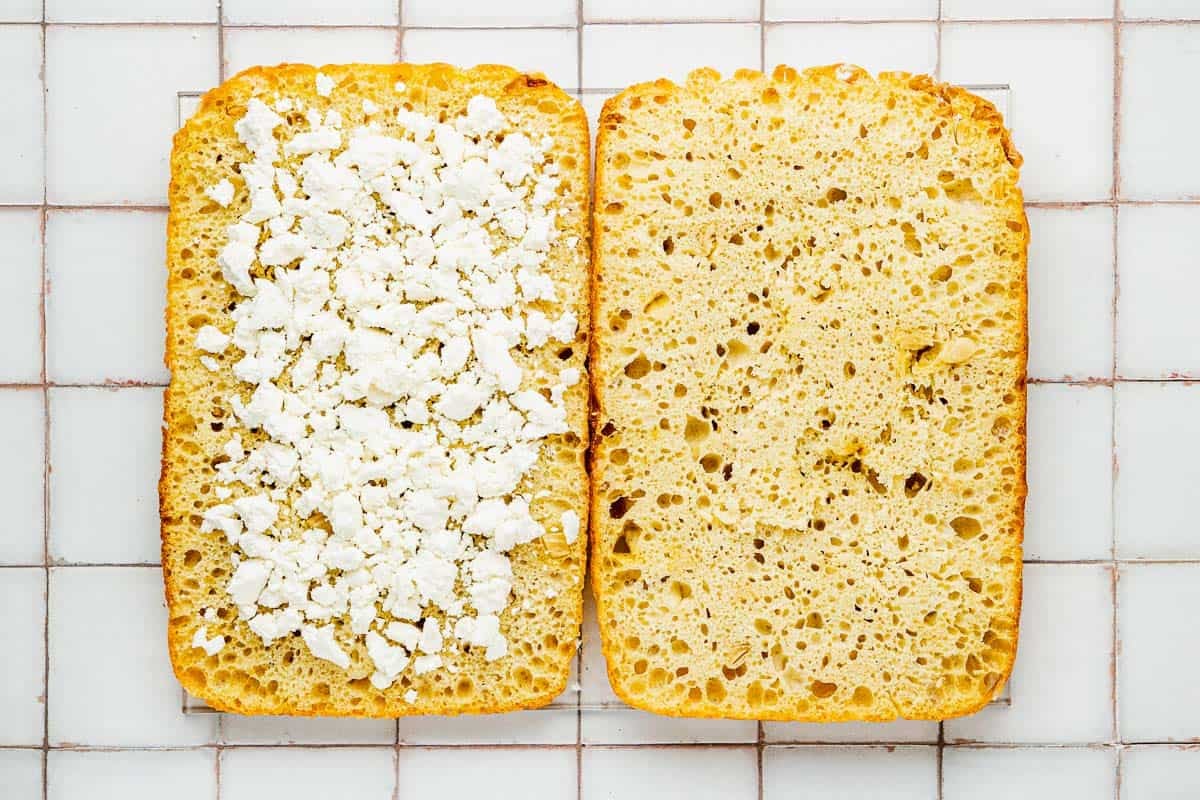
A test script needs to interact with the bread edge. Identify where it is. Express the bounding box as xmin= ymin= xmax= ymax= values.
xmin=588 ymin=63 xmax=1027 ymax=723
